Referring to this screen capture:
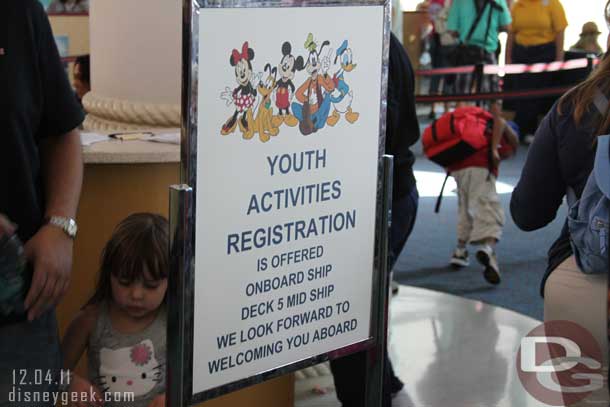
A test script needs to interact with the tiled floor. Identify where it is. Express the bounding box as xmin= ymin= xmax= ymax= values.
xmin=295 ymin=285 xmax=545 ymax=407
